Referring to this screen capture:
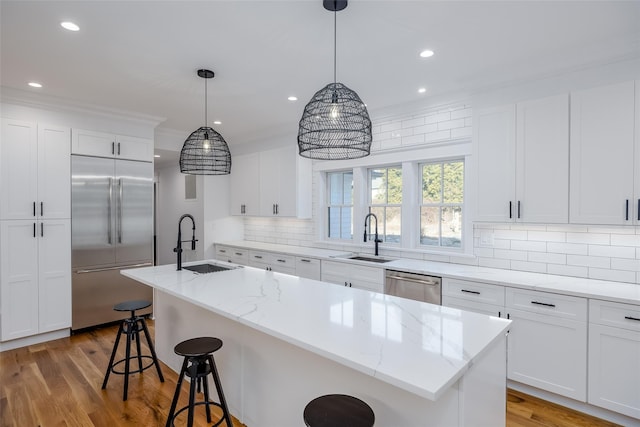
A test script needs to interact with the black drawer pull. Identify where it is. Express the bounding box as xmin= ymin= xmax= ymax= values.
xmin=235 ymin=252 xmax=243 ymax=256
xmin=277 ymin=259 xmax=286 ymax=263
xmin=624 ymin=316 xmax=640 ymax=322
xmin=219 ymin=249 xmax=227 ymax=253
xmin=461 ymin=289 xmax=480 ymax=295
xmin=531 ymin=301 xmax=556 ymax=308
xmin=254 ymin=255 xmax=263 ymax=259
xmin=300 ymin=259 xmax=311 ymax=263
xmin=33 ymin=201 xmax=36 ymax=217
